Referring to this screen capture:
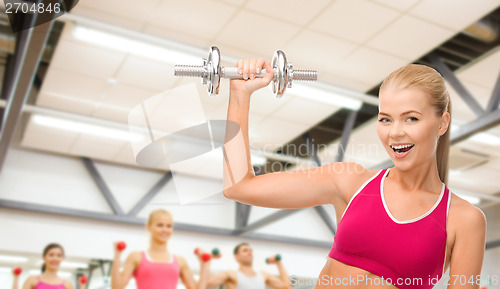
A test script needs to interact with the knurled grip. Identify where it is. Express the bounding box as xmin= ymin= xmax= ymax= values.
xmin=174 ymin=65 xmax=206 ymax=78
xmin=291 ymin=70 xmax=317 ymax=81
